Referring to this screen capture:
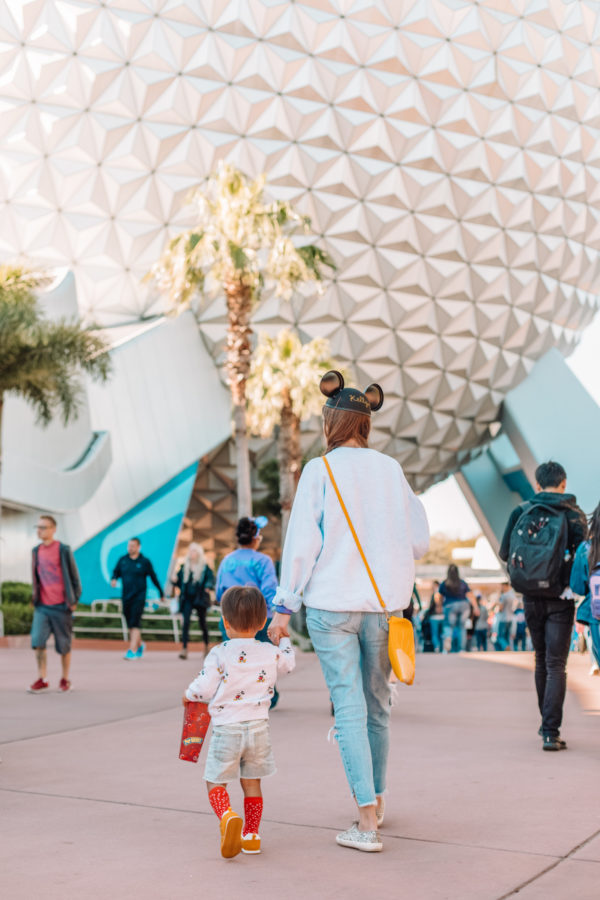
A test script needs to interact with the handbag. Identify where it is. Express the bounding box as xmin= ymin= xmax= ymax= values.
xmin=323 ymin=456 xmax=416 ymax=685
